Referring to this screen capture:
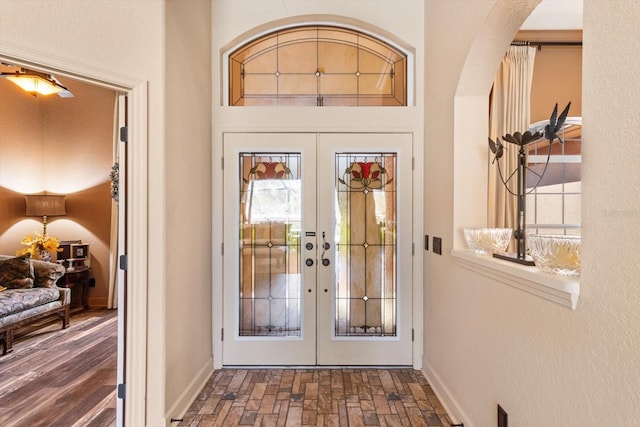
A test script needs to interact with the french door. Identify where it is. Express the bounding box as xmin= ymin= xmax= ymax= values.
xmin=223 ymin=133 xmax=413 ymax=365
